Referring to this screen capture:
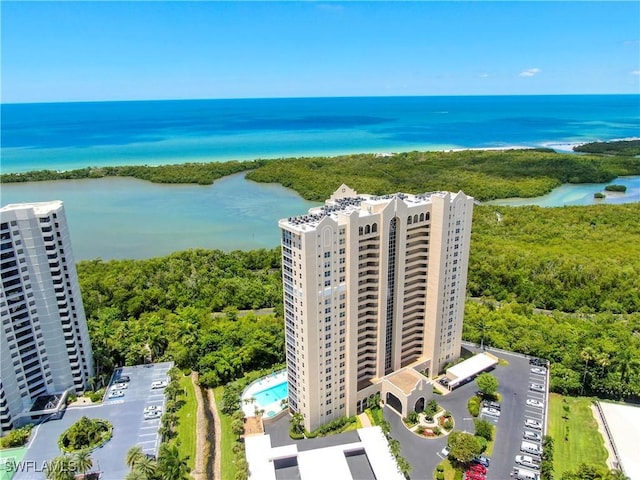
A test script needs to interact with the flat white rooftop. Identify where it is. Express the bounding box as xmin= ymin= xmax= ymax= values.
xmin=598 ymin=401 xmax=640 ymax=479
xmin=446 ymin=352 xmax=498 ymax=387
xmin=244 ymin=426 xmax=404 ymax=480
